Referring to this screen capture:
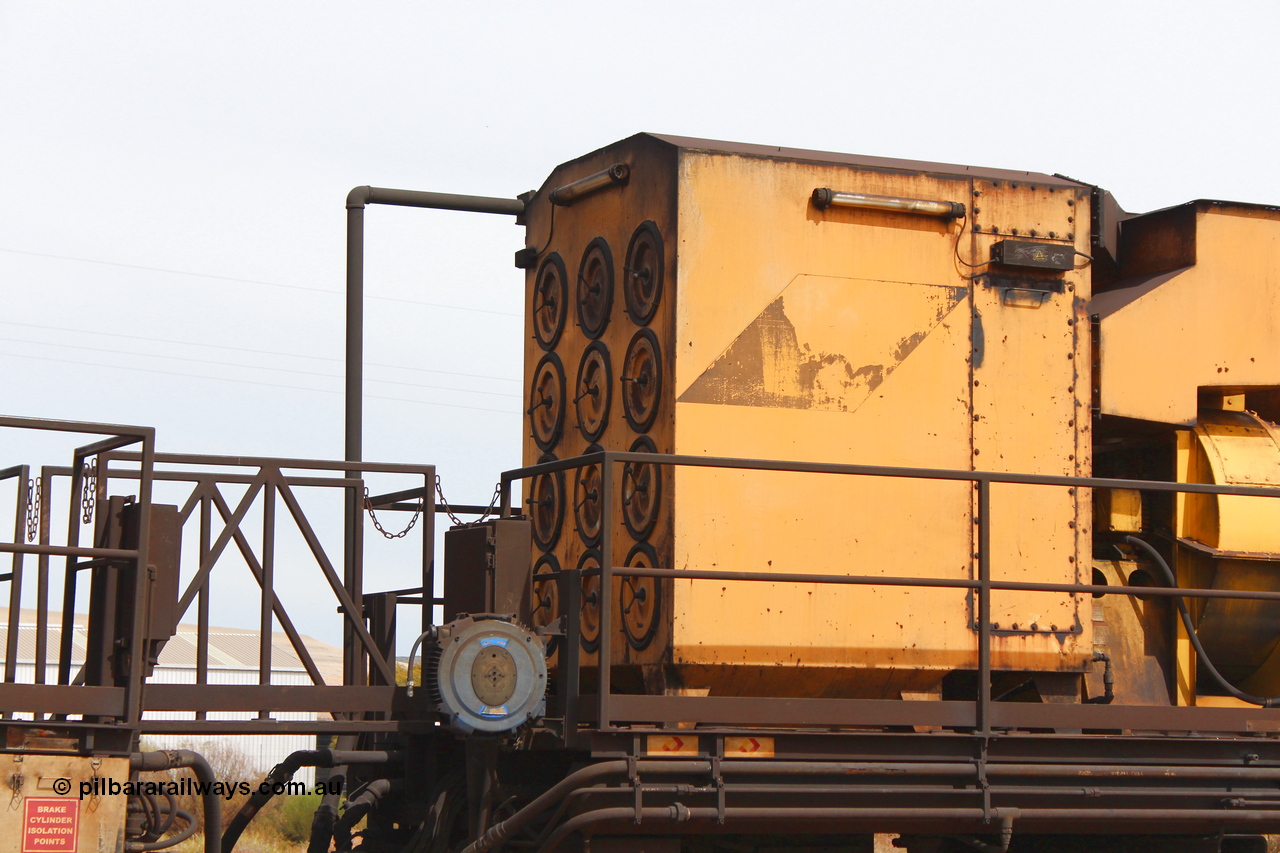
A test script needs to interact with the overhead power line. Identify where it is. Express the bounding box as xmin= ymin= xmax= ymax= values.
xmin=0 ymin=247 xmax=523 ymax=317
xmin=2 ymin=351 xmax=520 ymax=416
xmin=0 ymin=335 xmax=520 ymax=399
xmin=0 ymin=320 xmax=522 ymax=384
